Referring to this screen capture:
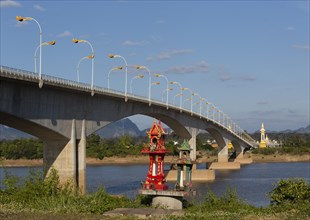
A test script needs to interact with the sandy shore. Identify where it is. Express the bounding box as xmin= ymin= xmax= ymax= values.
xmin=0 ymin=154 xmax=308 ymax=167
